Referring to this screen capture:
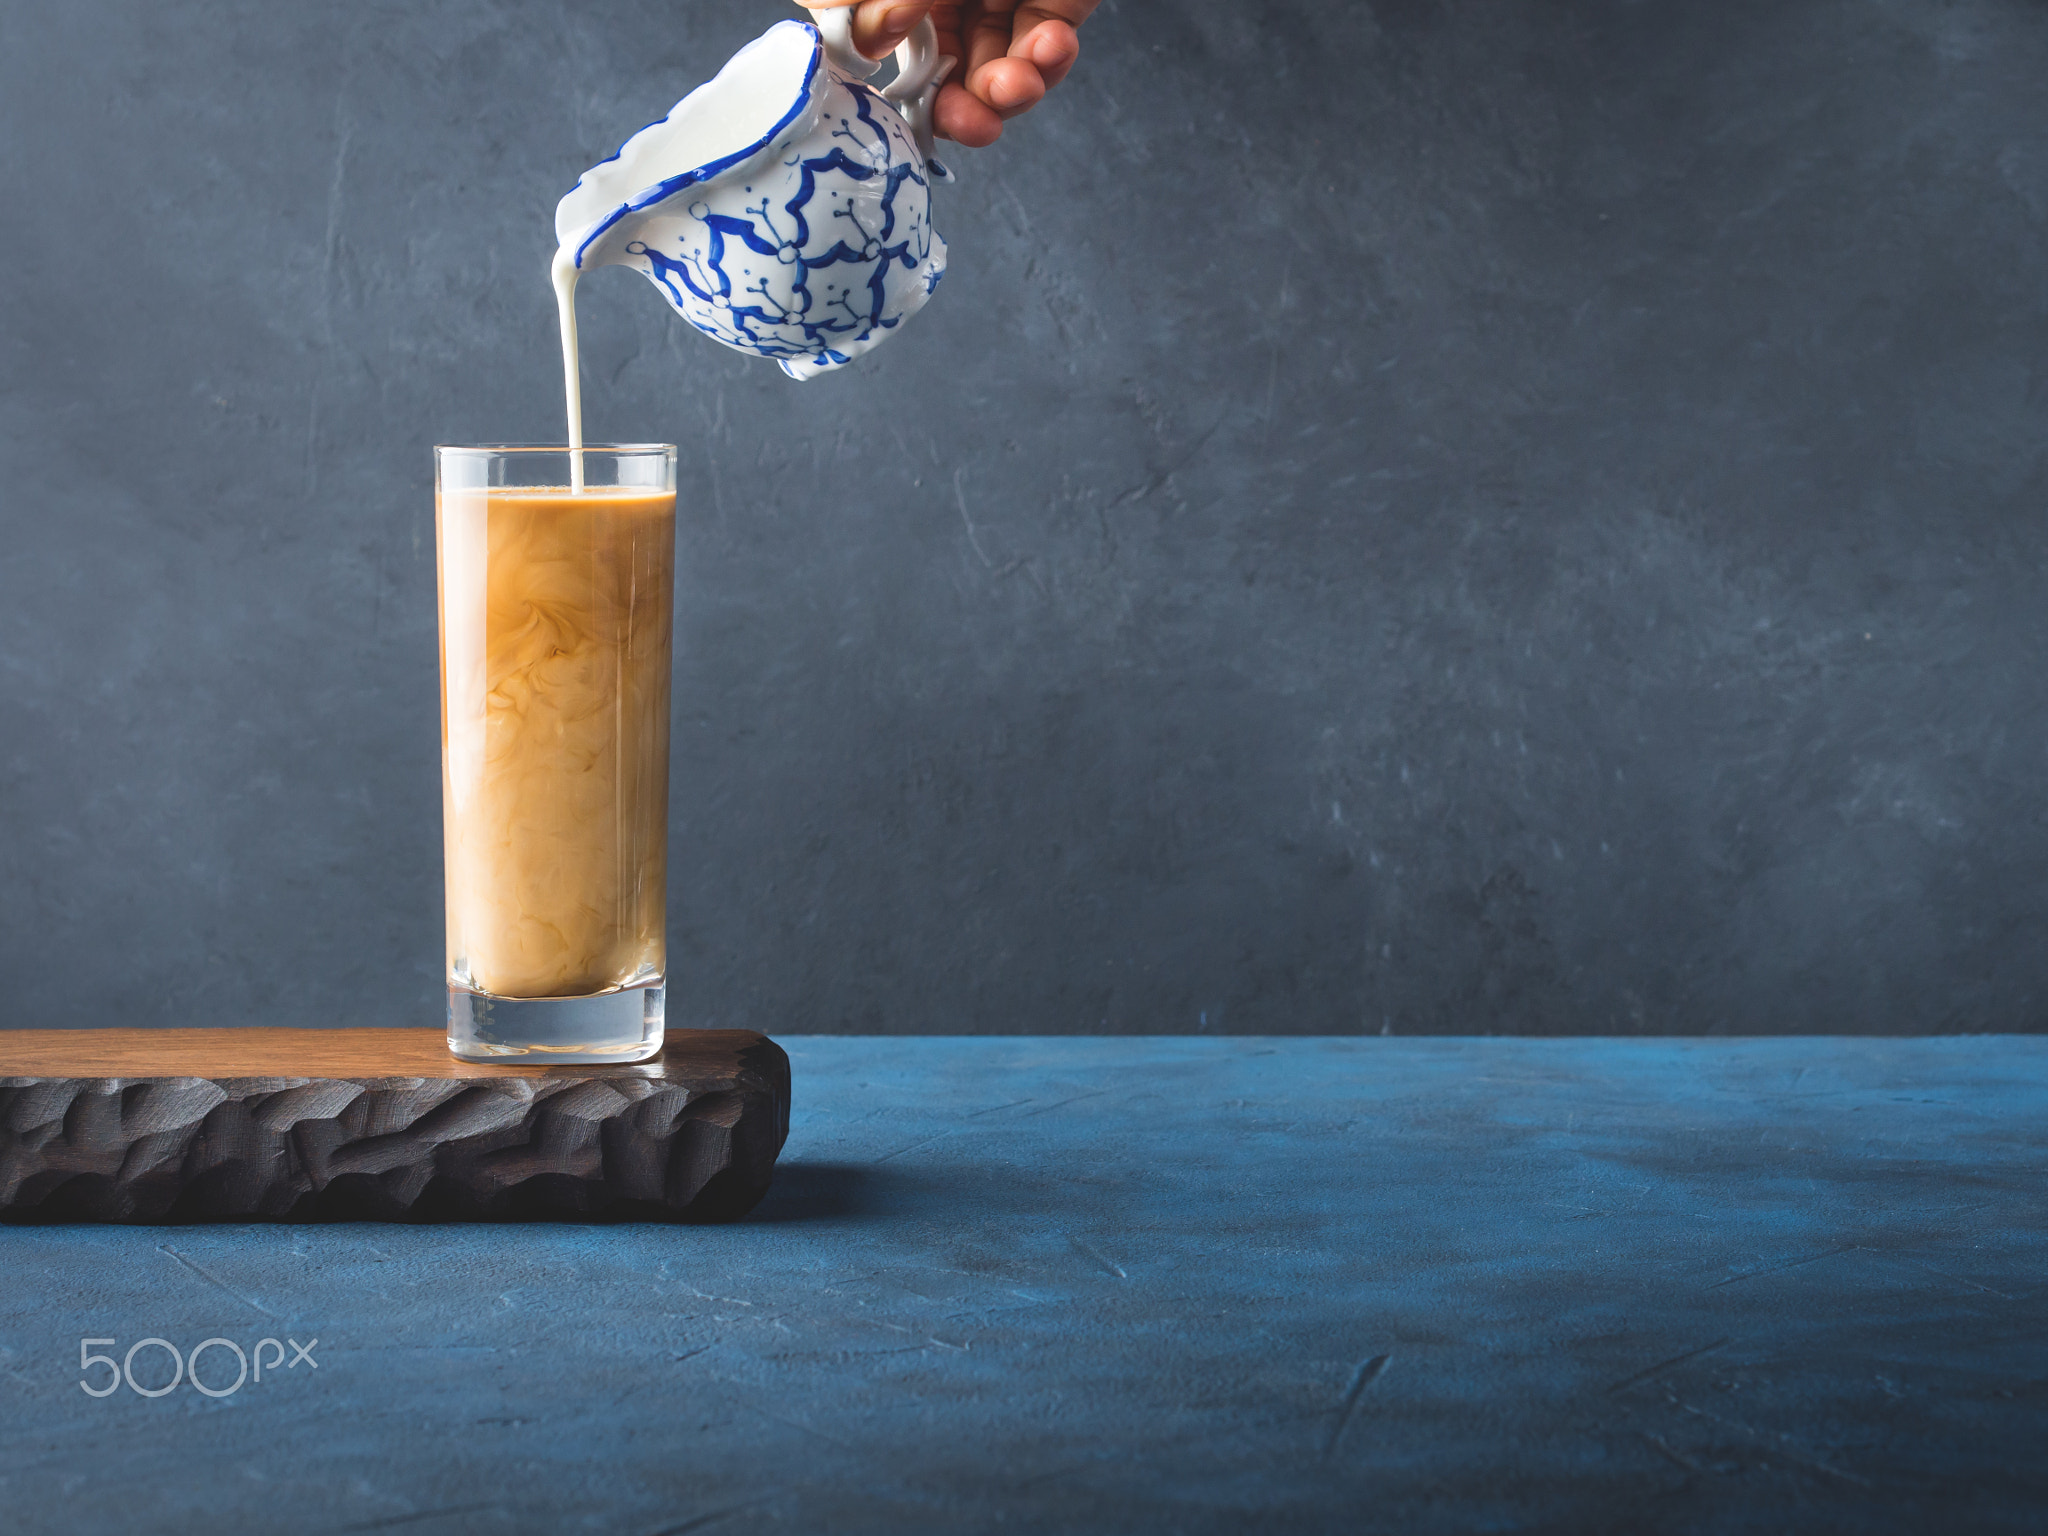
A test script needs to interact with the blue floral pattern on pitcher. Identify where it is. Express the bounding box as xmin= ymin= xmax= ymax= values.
xmin=556 ymin=18 xmax=951 ymax=381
